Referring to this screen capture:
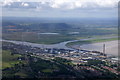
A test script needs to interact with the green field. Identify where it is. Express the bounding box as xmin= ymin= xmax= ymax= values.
xmin=66 ymin=38 xmax=118 ymax=47
xmin=3 ymin=31 xmax=118 ymax=45
xmin=2 ymin=50 xmax=29 ymax=78
xmin=3 ymin=32 xmax=75 ymax=44
xmin=0 ymin=50 xmax=2 ymax=69
xmin=2 ymin=50 xmax=23 ymax=69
